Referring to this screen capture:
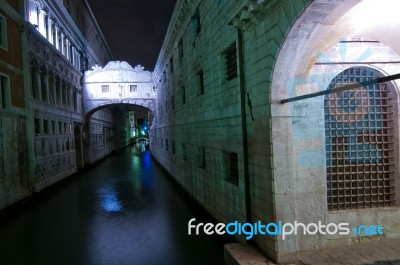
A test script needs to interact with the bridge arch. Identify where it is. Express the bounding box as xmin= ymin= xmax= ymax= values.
xmin=271 ymin=0 xmax=400 ymax=255
xmin=83 ymin=61 xmax=157 ymax=115
xmin=81 ymin=61 xmax=155 ymax=166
